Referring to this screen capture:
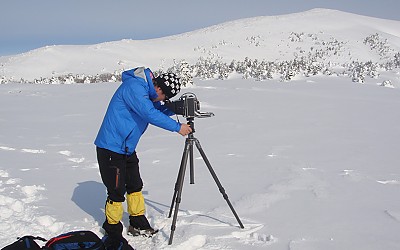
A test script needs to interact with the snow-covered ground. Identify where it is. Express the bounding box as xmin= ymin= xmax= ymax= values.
xmin=1 ymin=75 xmax=400 ymax=249
xmin=1 ymin=7 xmax=400 ymax=250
